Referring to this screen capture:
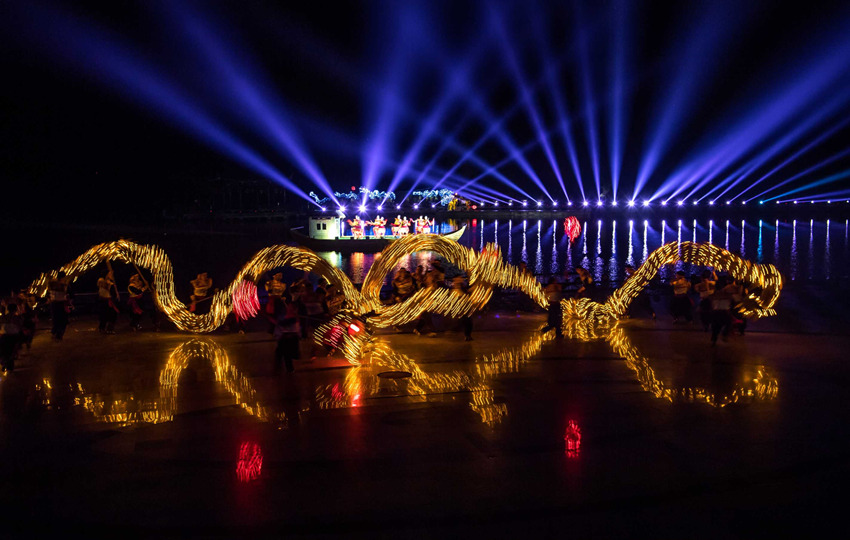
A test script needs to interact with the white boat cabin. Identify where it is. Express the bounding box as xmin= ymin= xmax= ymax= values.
xmin=308 ymin=216 xmax=342 ymax=239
